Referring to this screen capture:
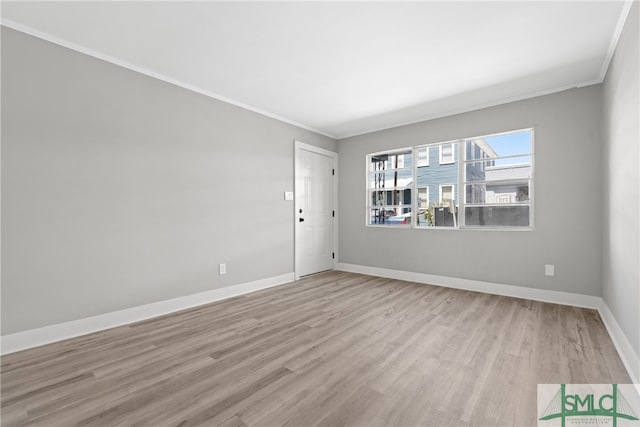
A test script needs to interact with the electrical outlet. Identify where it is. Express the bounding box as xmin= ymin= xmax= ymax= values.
xmin=219 ymin=263 xmax=227 ymax=275
xmin=545 ymin=264 xmax=555 ymax=277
